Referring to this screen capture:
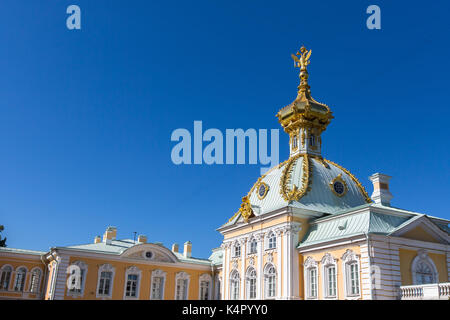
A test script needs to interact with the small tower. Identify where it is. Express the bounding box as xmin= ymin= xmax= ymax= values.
xmin=276 ymin=46 xmax=333 ymax=158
